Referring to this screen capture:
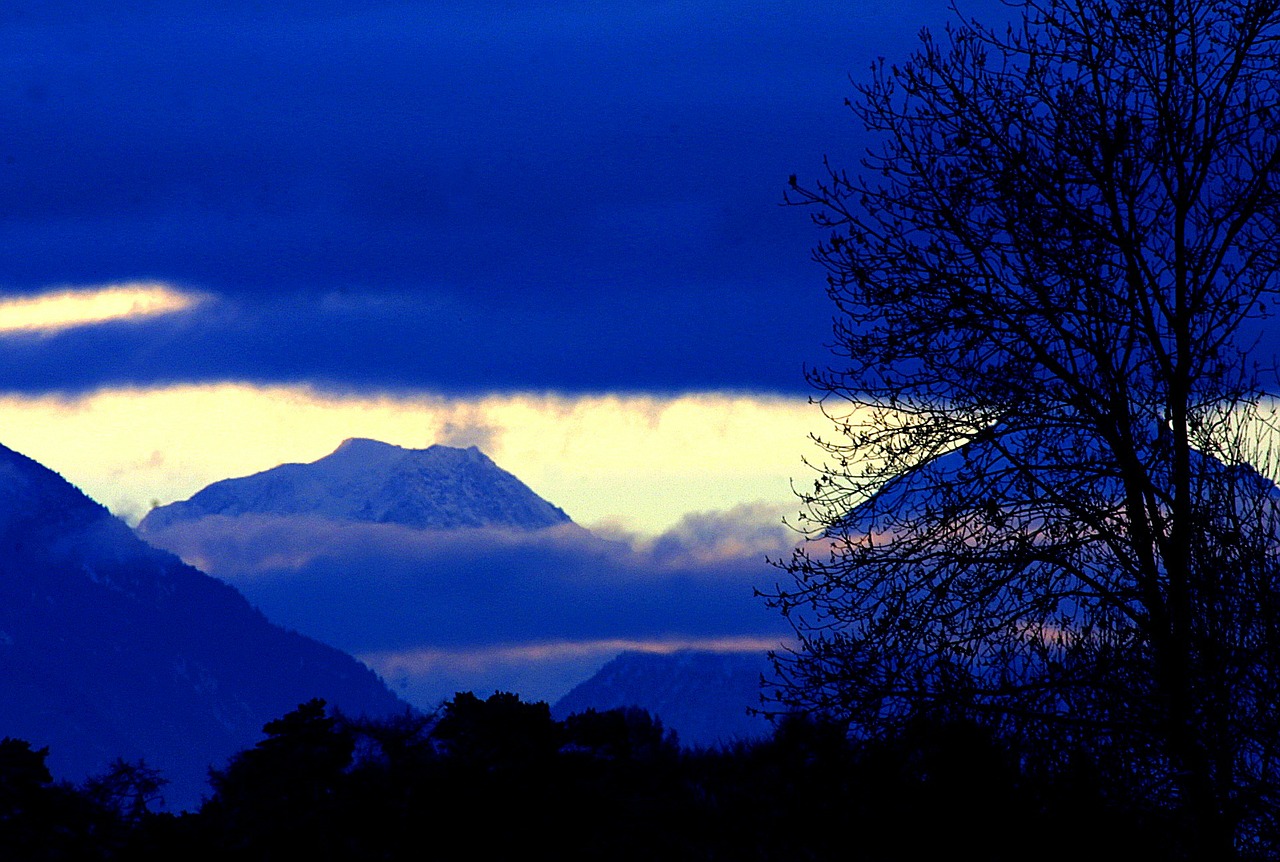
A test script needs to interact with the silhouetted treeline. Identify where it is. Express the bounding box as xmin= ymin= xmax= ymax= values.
xmin=1 ymin=694 xmax=1190 ymax=861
